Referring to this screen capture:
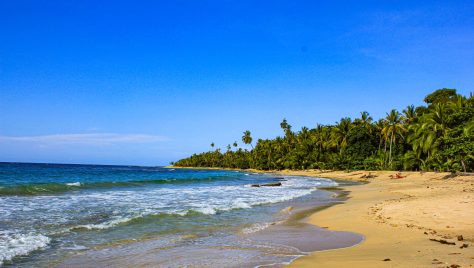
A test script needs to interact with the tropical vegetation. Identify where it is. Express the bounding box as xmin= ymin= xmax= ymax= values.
xmin=173 ymin=89 xmax=474 ymax=172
